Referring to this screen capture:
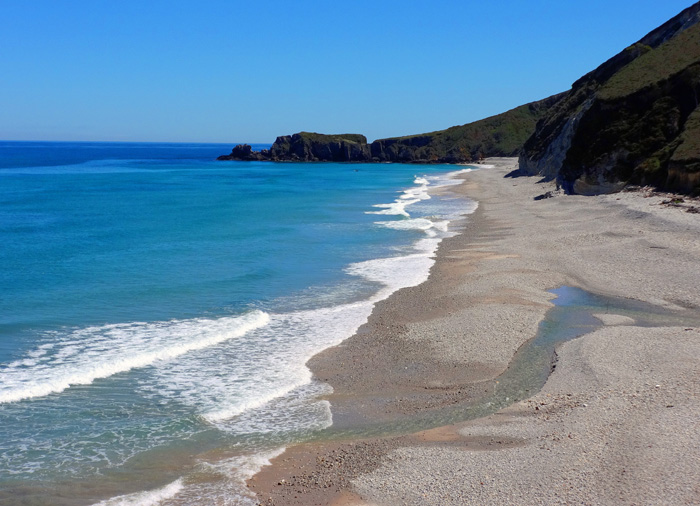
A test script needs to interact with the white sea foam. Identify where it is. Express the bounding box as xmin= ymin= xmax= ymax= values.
xmin=92 ymin=479 xmax=183 ymax=506
xmin=0 ymin=310 xmax=270 ymax=404
xmin=163 ymin=167 xmax=480 ymax=503
xmin=10 ymin=166 xmax=477 ymax=498
xmin=366 ymin=201 xmax=415 ymax=217
xmin=444 ymin=167 xmax=476 ymax=179
xmin=370 ymin=170 xmax=475 ymax=232
xmin=375 ymin=217 xmax=453 ymax=239
xmin=203 ymin=380 xmax=310 ymax=424
xmin=227 ymin=385 xmax=333 ymax=435
xmin=217 ymin=447 xmax=287 ymax=482
xmin=347 ymin=252 xmax=436 ymax=301
xmin=375 ymin=217 xmax=435 ymax=231
xmin=366 ymin=175 xmax=432 ymax=217
xmin=147 ymin=302 xmax=370 ymax=428
xmin=92 ymin=447 xmax=287 ymax=506
xmin=358 ymin=169 xmax=480 ymax=306
xmin=165 ymin=448 xmax=286 ymax=506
